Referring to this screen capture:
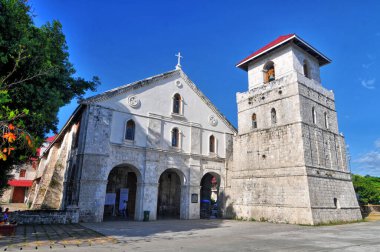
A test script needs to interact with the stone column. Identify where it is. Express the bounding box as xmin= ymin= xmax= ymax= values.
xmin=180 ymin=185 xmax=190 ymax=219
xmin=78 ymin=179 xmax=108 ymax=222
xmin=188 ymin=160 xmax=202 ymax=219
xmin=141 ymin=182 xmax=159 ymax=221
xmin=134 ymin=182 xmax=144 ymax=221
xmin=218 ymin=186 xmax=226 ymax=217
xmin=187 ymin=185 xmax=202 ymax=219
